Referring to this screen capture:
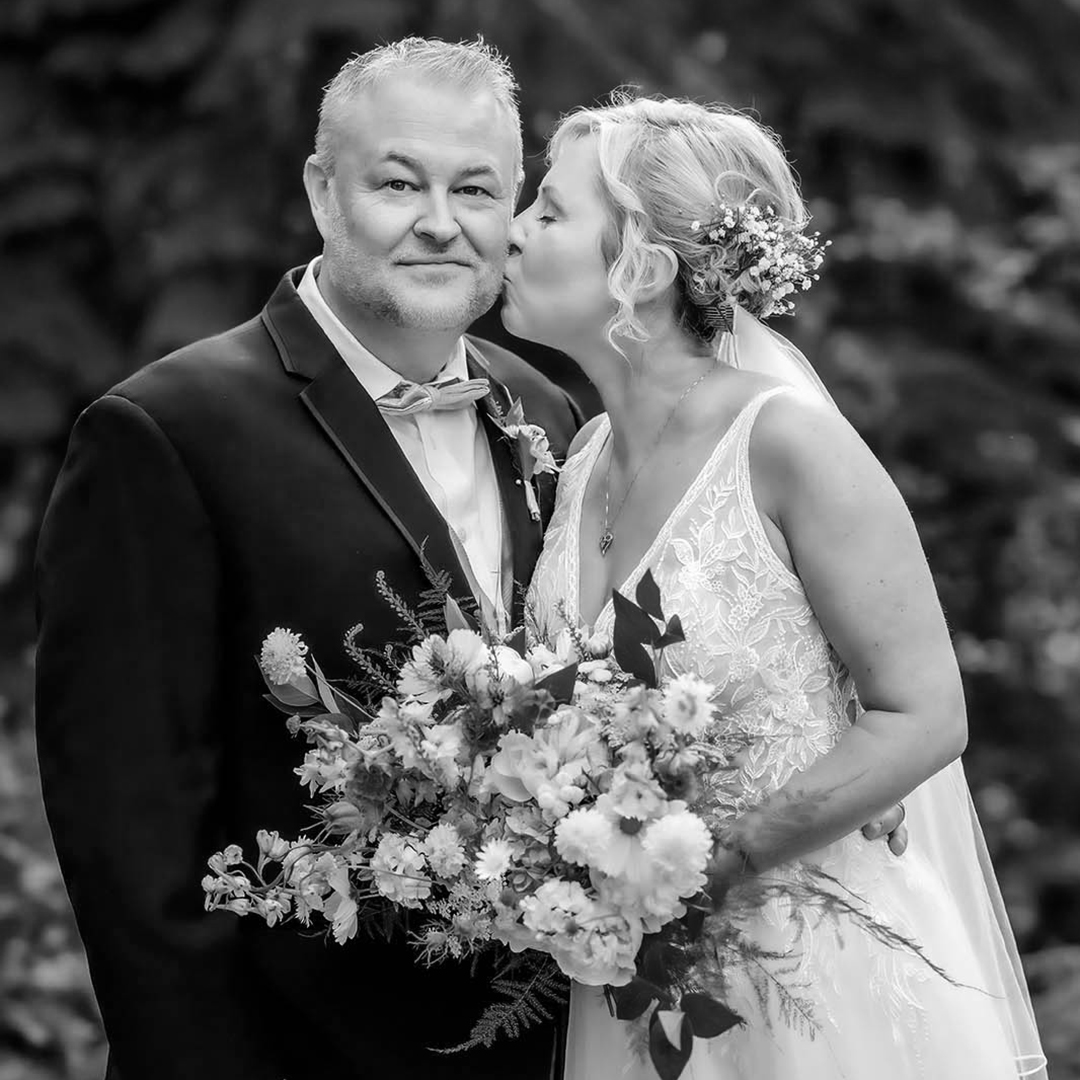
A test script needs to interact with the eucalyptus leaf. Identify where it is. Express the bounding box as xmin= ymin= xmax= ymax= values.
xmin=261 ymin=694 xmax=324 ymax=718
xmin=444 ymin=595 xmax=478 ymax=634
xmin=258 ymin=663 xmax=319 ymax=707
xmin=310 ymin=657 xmax=339 ymax=716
